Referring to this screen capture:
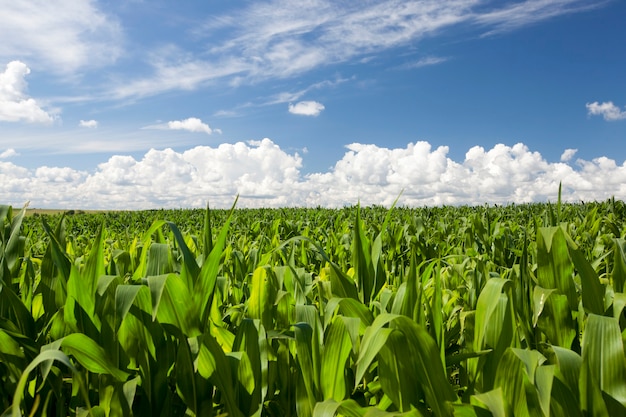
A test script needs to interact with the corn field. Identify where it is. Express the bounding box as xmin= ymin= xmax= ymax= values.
xmin=1 ymin=197 xmax=626 ymax=416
